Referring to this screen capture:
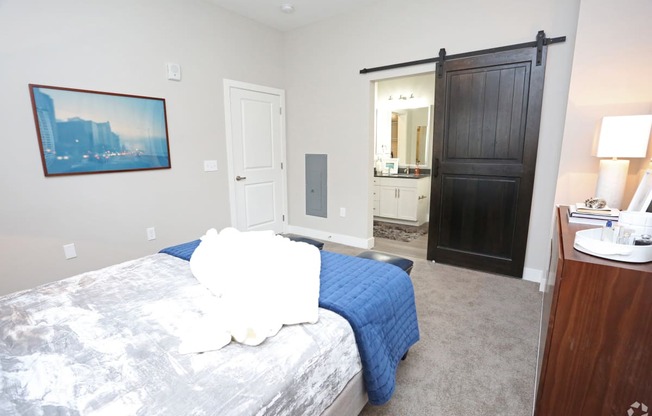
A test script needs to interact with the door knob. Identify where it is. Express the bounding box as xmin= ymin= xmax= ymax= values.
xmin=236 ymin=175 xmax=247 ymax=181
